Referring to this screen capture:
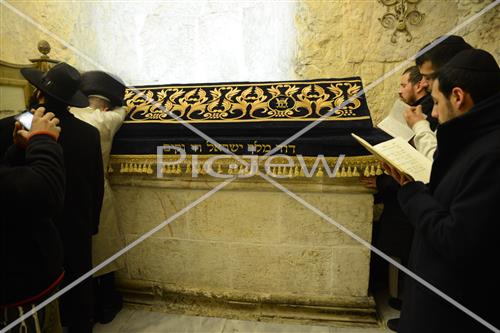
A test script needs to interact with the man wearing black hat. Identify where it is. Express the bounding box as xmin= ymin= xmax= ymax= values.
xmin=0 ymin=62 xmax=104 ymax=333
xmin=385 ymin=49 xmax=500 ymax=332
xmin=70 ymin=71 xmax=127 ymax=324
